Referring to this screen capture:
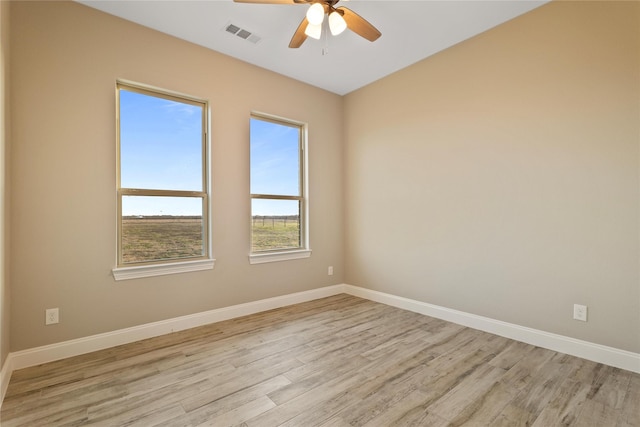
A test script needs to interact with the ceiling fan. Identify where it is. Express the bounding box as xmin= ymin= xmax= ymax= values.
xmin=233 ymin=0 xmax=382 ymax=48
